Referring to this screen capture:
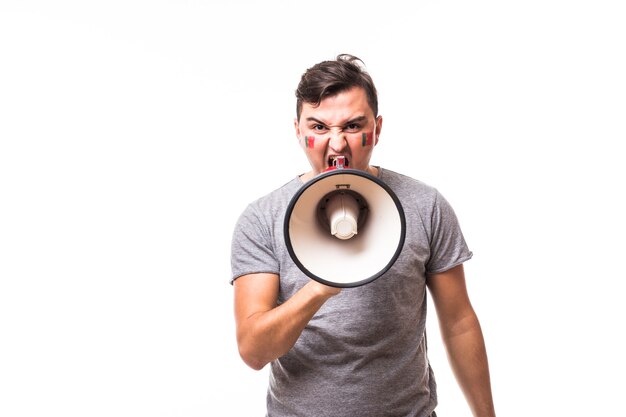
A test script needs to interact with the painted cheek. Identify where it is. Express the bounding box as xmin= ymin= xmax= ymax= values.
xmin=304 ymin=135 xmax=316 ymax=148
xmin=361 ymin=132 xmax=375 ymax=147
